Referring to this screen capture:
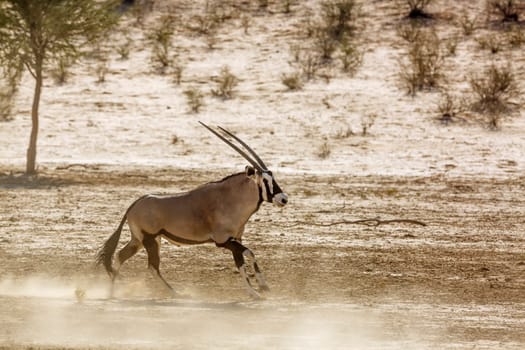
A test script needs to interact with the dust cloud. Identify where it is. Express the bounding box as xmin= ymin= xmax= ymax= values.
xmin=0 ymin=275 xmax=429 ymax=349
